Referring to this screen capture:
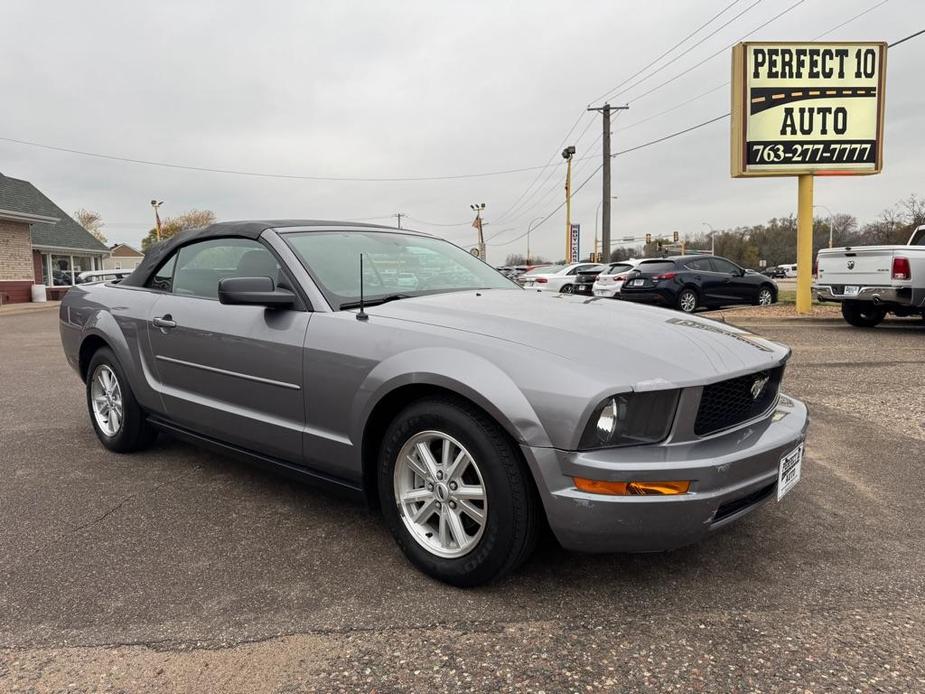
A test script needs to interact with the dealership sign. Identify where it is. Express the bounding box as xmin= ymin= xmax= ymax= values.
xmin=569 ymin=224 xmax=580 ymax=263
xmin=731 ymin=42 xmax=886 ymax=177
